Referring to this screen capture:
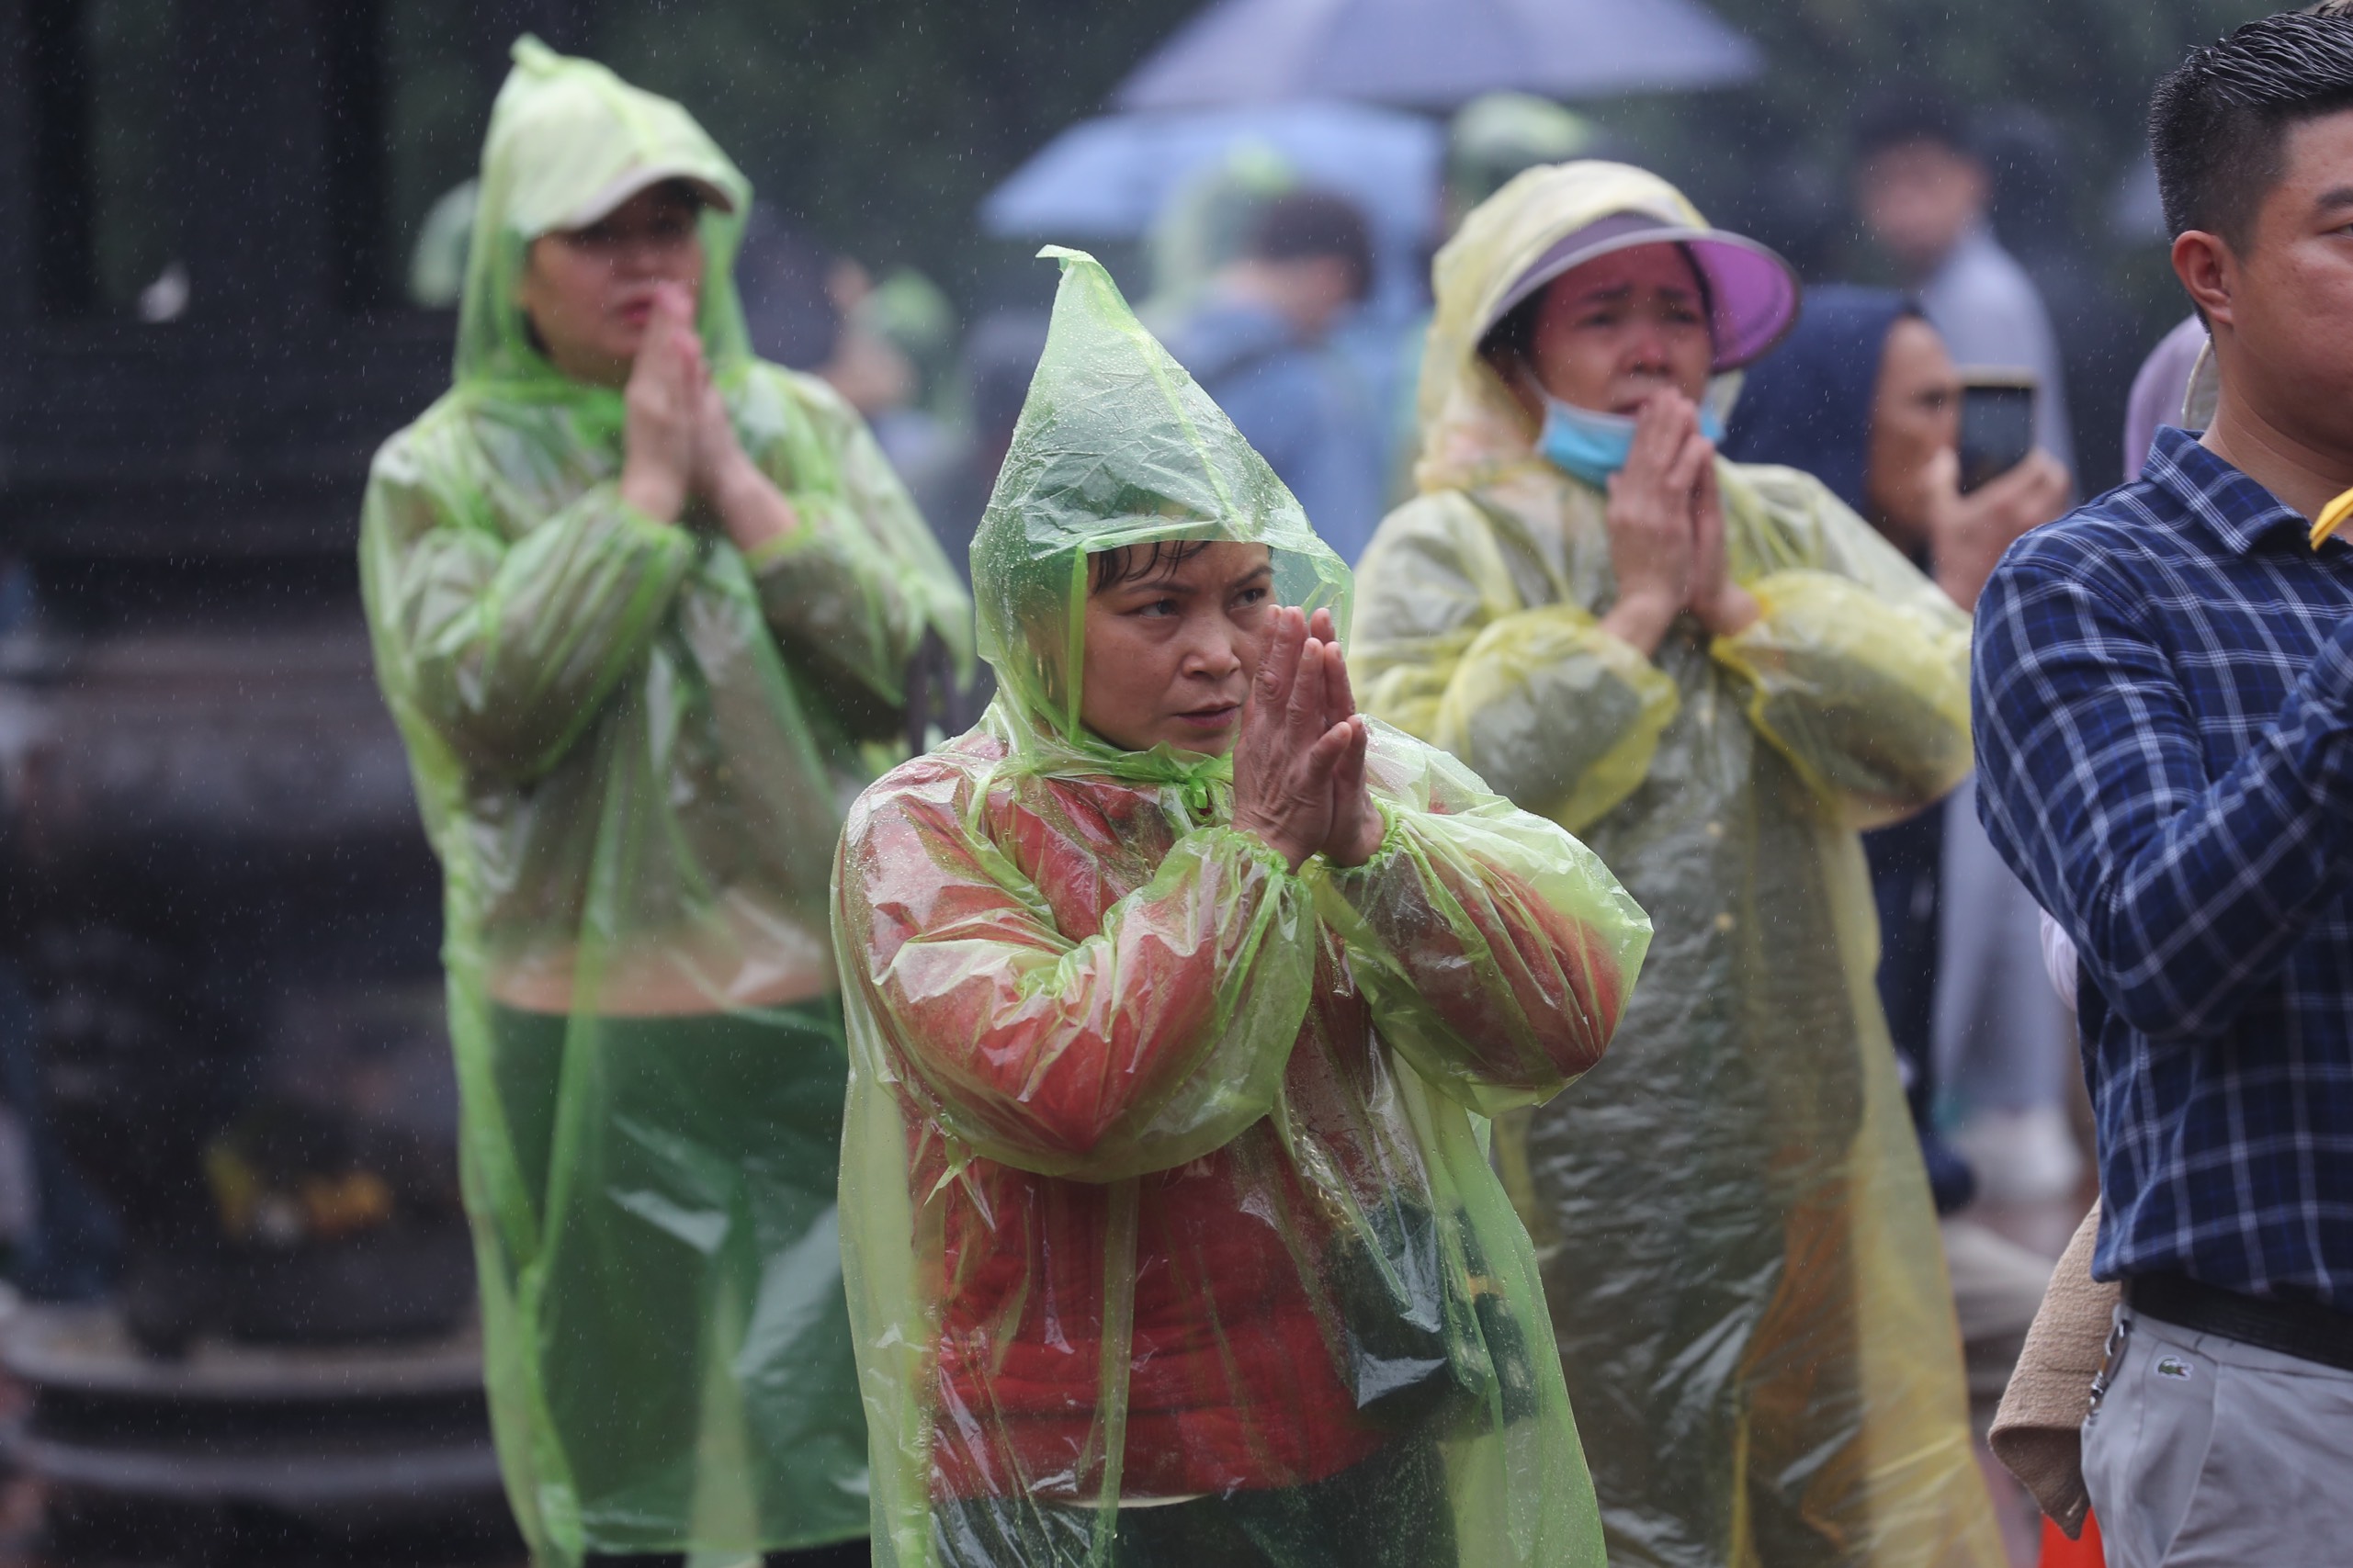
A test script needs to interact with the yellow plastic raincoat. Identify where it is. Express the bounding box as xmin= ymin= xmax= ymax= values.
xmin=831 ymin=247 xmax=1653 ymax=1568
xmin=1351 ymin=163 xmax=2003 ymax=1567
xmin=359 ymin=39 xmax=971 ymax=1565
